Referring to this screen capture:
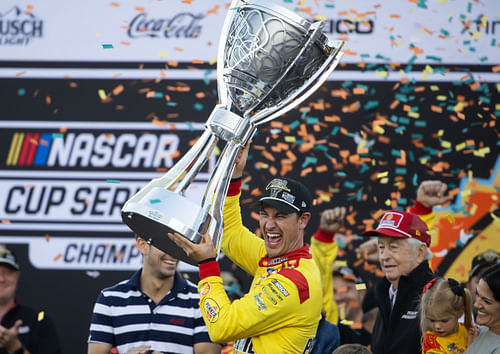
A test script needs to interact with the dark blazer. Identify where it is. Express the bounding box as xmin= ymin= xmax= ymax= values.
xmin=371 ymin=261 xmax=435 ymax=354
